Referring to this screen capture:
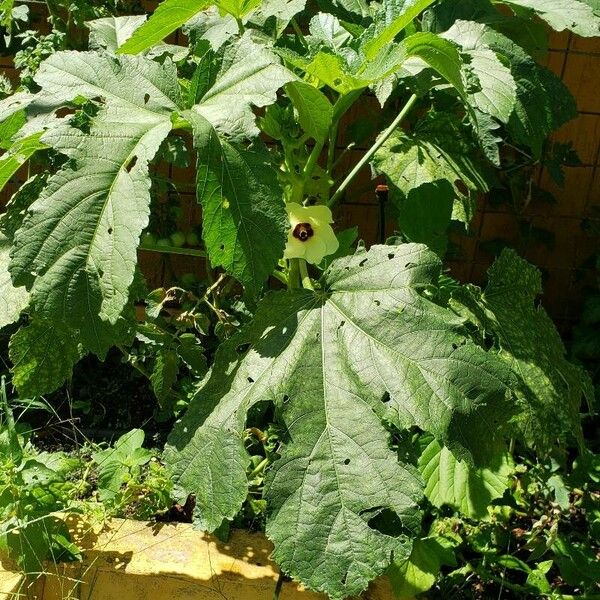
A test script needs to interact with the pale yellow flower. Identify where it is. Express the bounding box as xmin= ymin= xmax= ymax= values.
xmin=284 ymin=202 xmax=339 ymax=265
